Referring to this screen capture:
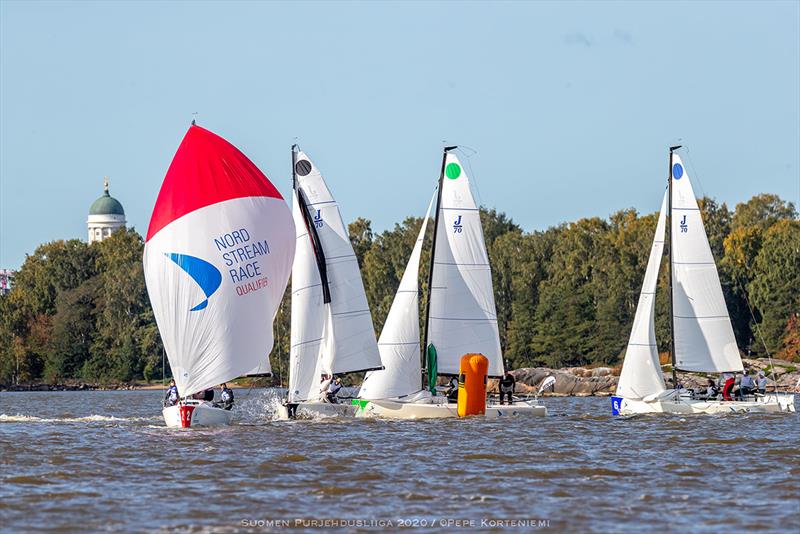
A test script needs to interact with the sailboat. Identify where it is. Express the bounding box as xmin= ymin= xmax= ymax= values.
xmin=612 ymin=146 xmax=795 ymax=415
xmin=144 ymin=124 xmax=295 ymax=427
xmin=354 ymin=147 xmax=546 ymax=419
xmin=276 ymin=146 xmax=383 ymax=419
